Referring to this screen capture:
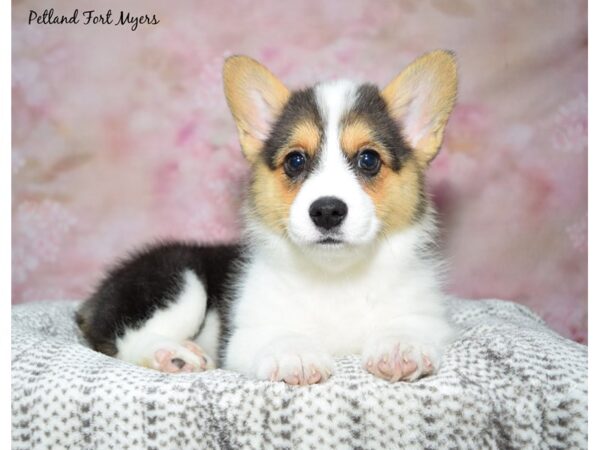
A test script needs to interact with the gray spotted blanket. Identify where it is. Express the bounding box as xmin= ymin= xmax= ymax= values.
xmin=12 ymin=299 xmax=587 ymax=449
